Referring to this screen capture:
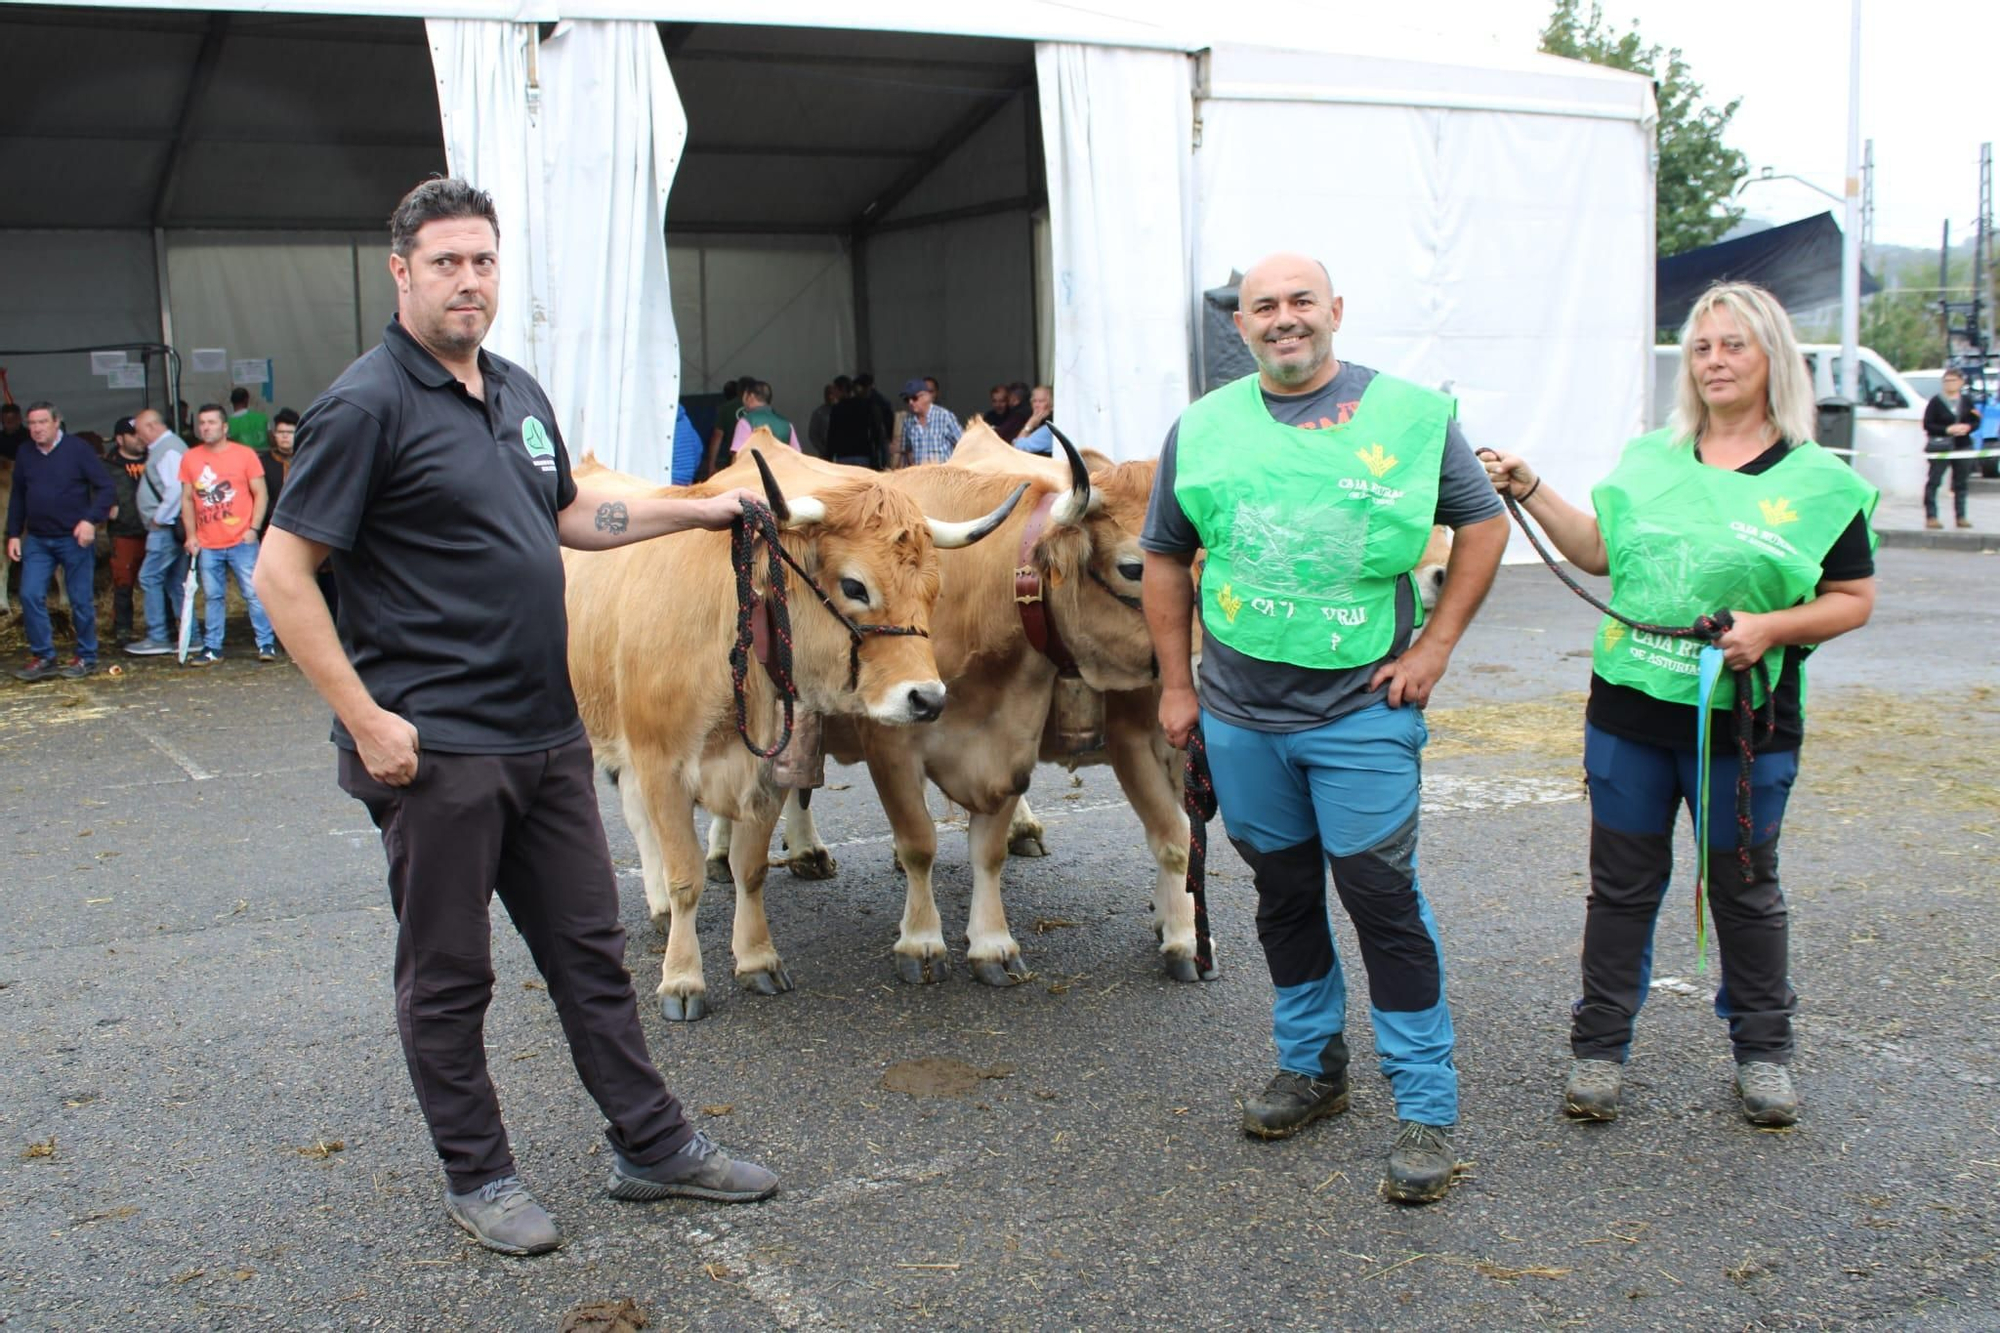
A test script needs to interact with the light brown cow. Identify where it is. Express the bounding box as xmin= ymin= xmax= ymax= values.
xmin=711 ymin=422 xmax=1205 ymax=985
xmin=565 ymin=441 xmax=1022 ymax=1020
